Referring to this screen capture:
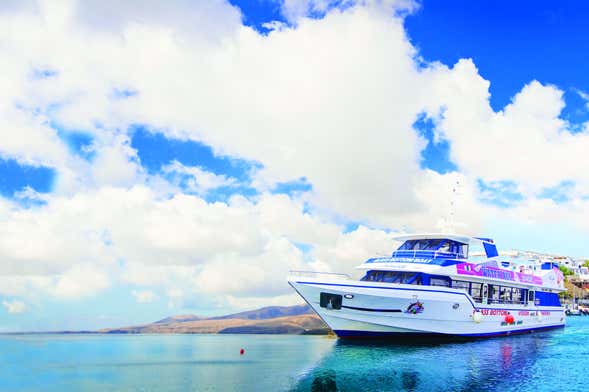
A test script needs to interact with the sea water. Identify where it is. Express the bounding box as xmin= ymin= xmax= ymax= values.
xmin=1 ymin=317 xmax=588 ymax=391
